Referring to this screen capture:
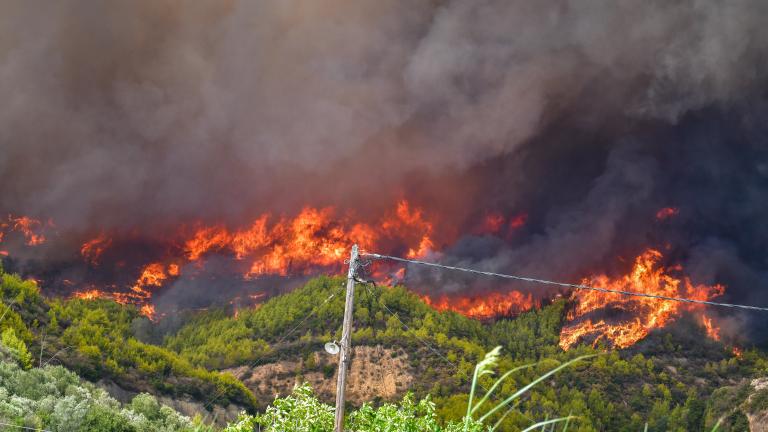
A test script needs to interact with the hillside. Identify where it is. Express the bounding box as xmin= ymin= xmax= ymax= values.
xmin=0 ymin=266 xmax=255 ymax=423
xmin=1 ymin=270 xmax=767 ymax=430
xmin=164 ymin=276 xmax=767 ymax=430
